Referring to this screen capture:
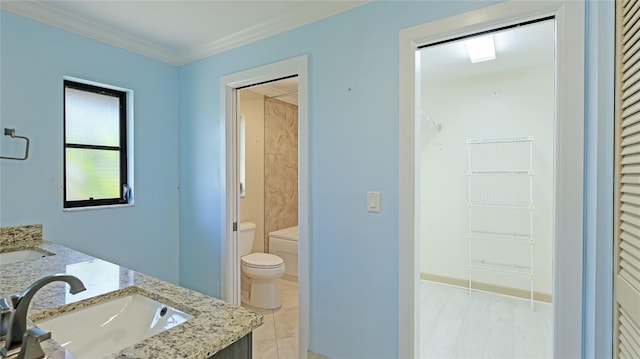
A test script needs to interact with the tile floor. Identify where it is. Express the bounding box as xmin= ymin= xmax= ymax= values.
xmin=420 ymin=280 xmax=552 ymax=359
xmin=245 ymin=279 xmax=299 ymax=359
xmin=245 ymin=279 xmax=549 ymax=358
